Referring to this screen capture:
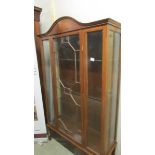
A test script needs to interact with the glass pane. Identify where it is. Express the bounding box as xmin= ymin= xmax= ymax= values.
xmin=54 ymin=35 xmax=81 ymax=143
xmin=108 ymin=32 xmax=121 ymax=146
xmin=43 ymin=40 xmax=55 ymax=124
xmin=87 ymin=30 xmax=102 ymax=152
